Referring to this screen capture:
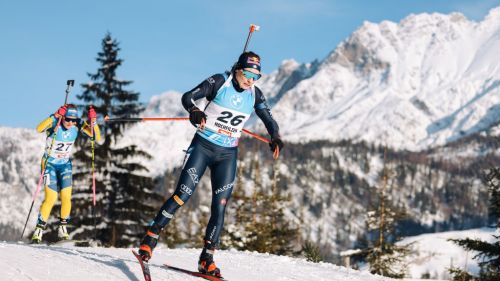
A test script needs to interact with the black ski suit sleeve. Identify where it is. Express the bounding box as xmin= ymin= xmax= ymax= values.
xmin=254 ymin=87 xmax=281 ymax=139
xmin=181 ymin=74 xmax=226 ymax=111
